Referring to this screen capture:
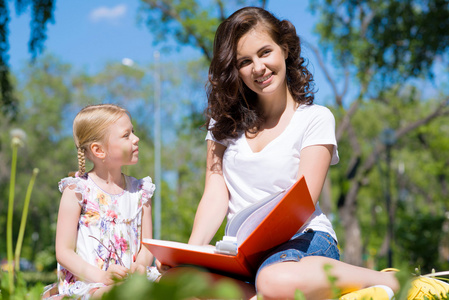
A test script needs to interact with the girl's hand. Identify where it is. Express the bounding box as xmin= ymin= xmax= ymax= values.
xmin=130 ymin=262 xmax=146 ymax=275
xmin=155 ymin=259 xmax=171 ymax=274
xmin=103 ymin=264 xmax=129 ymax=285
